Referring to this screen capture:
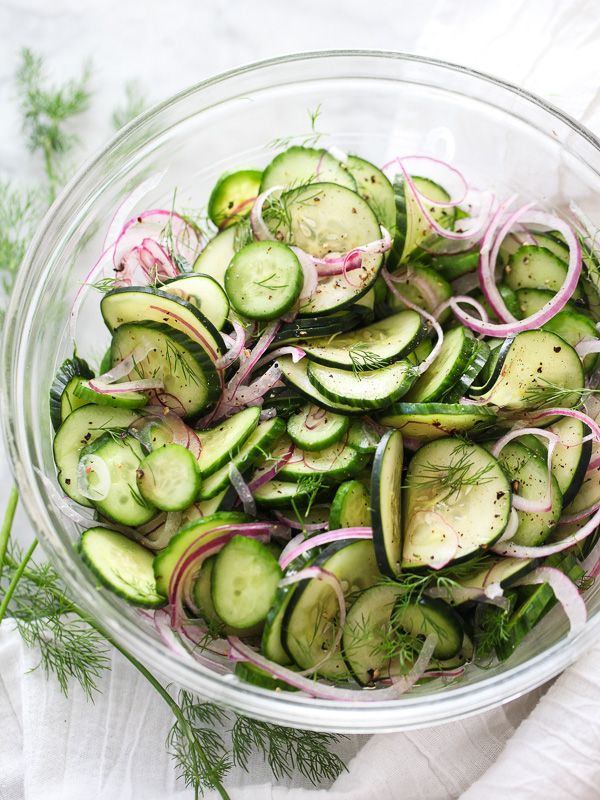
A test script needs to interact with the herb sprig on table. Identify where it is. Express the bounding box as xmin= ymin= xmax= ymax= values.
xmin=0 ymin=49 xmax=347 ymax=800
